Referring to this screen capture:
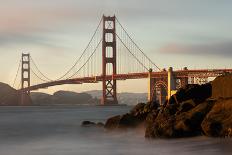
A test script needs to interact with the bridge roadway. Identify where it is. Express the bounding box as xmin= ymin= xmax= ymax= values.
xmin=20 ymin=68 xmax=232 ymax=92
